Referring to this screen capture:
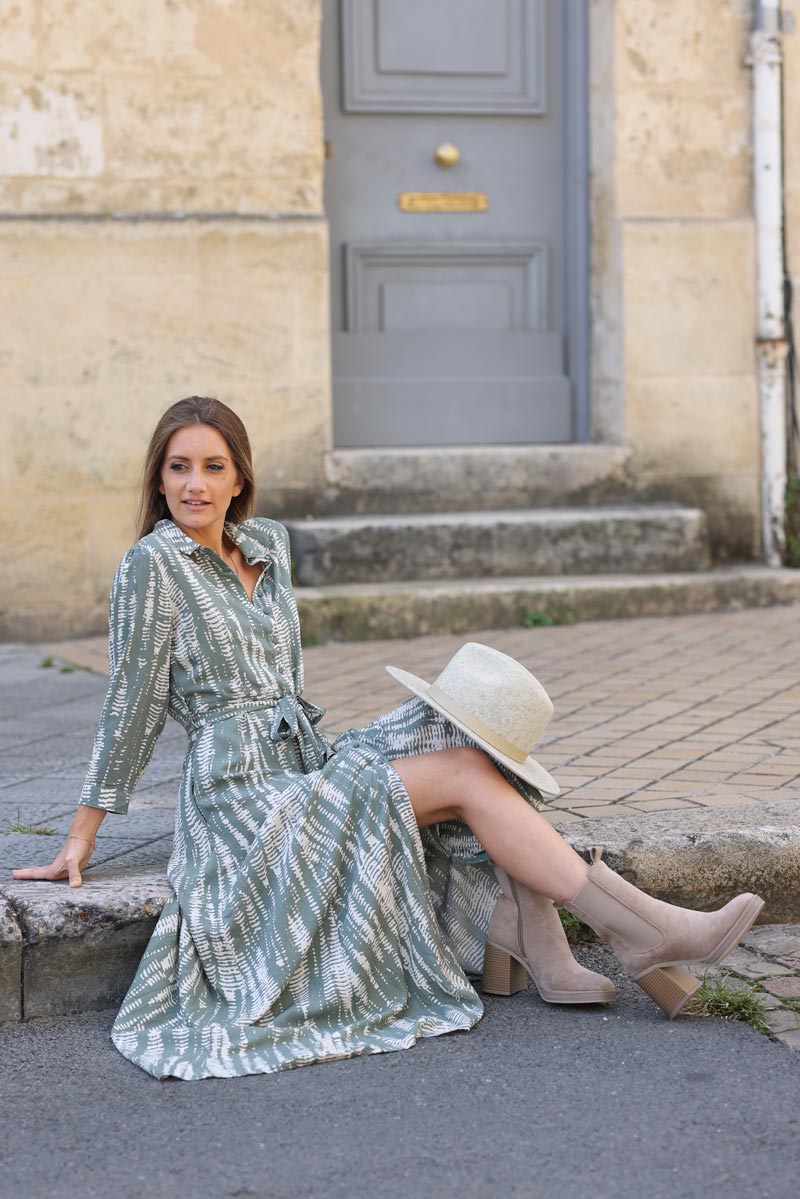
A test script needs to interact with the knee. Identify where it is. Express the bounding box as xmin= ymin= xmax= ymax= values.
xmin=446 ymin=746 xmax=499 ymax=811
xmin=453 ymin=745 xmax=494 ymax=772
